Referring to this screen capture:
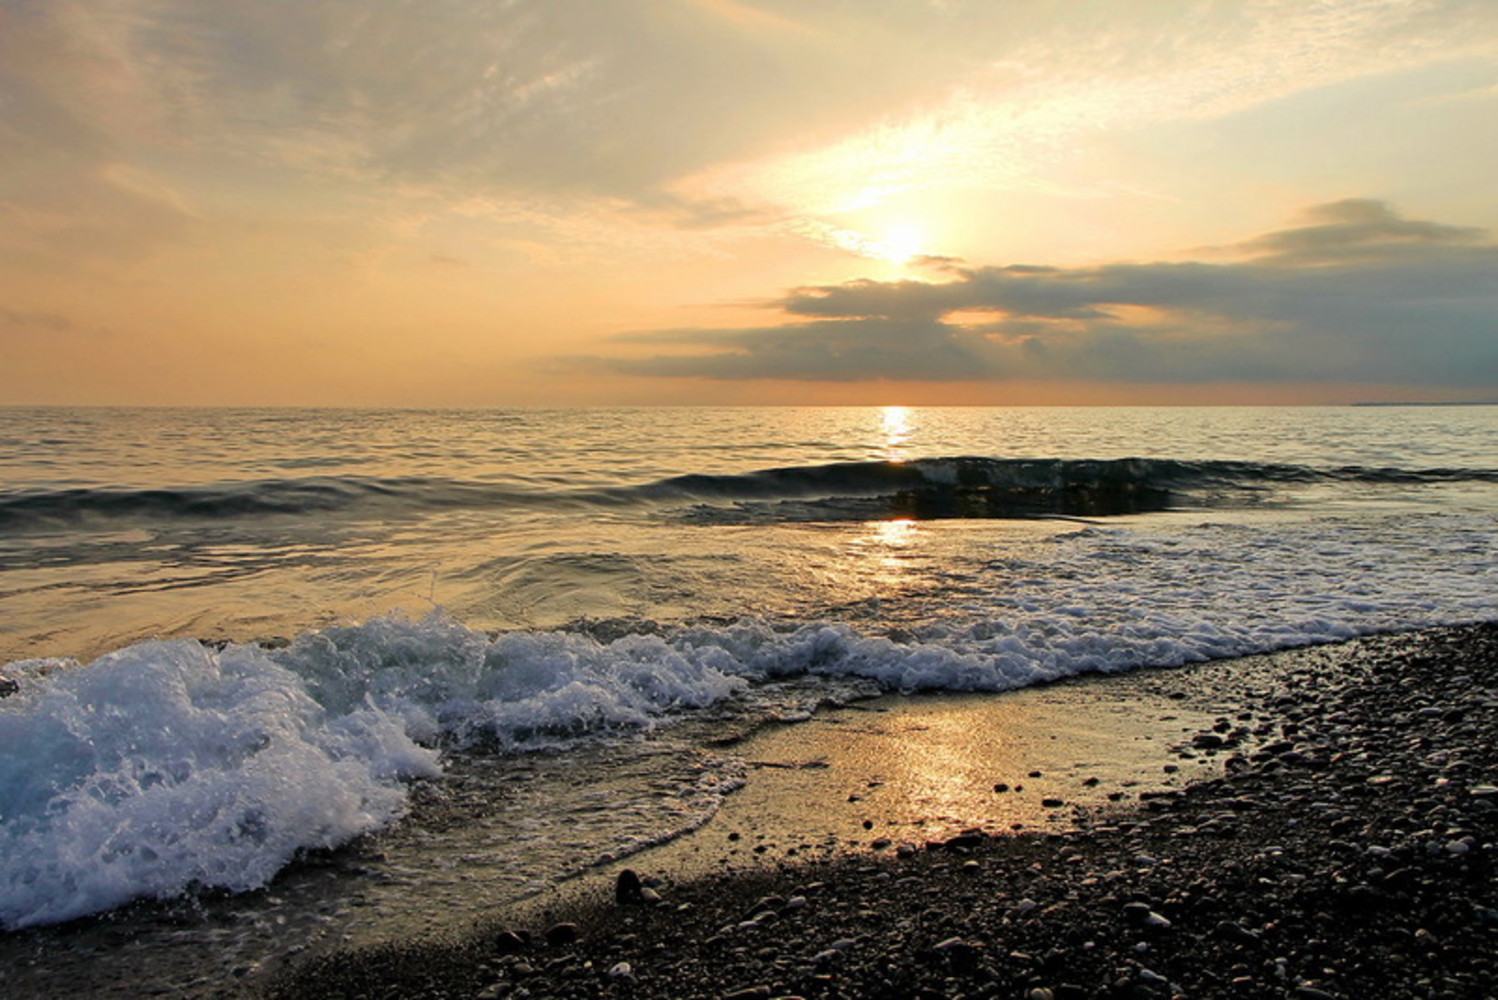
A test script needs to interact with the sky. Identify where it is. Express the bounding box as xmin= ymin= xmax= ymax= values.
xmin=2 ymin=0 xmax=1496 ymax=406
